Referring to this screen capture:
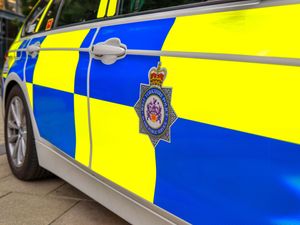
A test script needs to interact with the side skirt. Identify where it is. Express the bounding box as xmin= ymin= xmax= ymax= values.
xmin=36 ymin=140 xmax=190 ymax=225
